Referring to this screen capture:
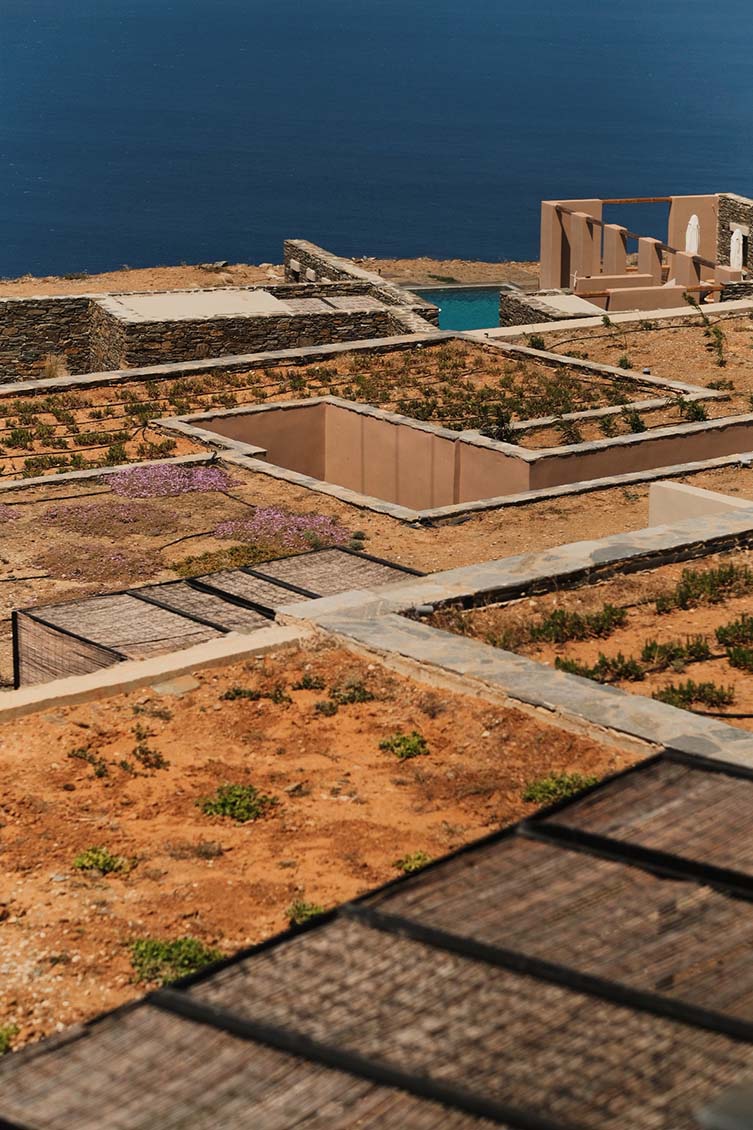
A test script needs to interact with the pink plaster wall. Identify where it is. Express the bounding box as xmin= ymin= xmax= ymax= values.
xmin=199 ymin=403 xmax=326 ymax=478
xmin=529 ymin=419 xmax=753 ymax=489
xmin=667 ymin=195 xmax=718 ymax=262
